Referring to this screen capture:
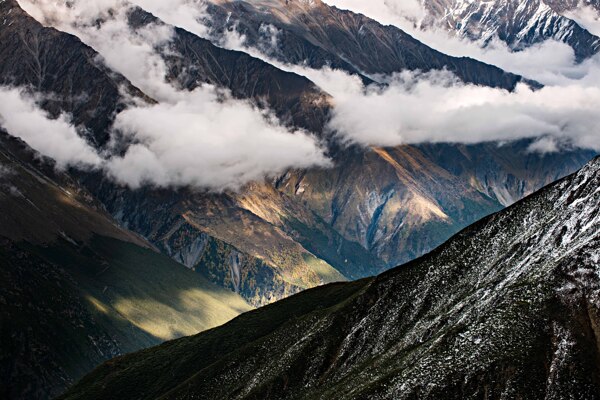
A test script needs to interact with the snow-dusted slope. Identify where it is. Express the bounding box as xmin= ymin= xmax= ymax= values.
xmin=62 ymin=156 xmax=600 ymax=400
xmin=422 ymin=0 xmax=600 ymax=60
